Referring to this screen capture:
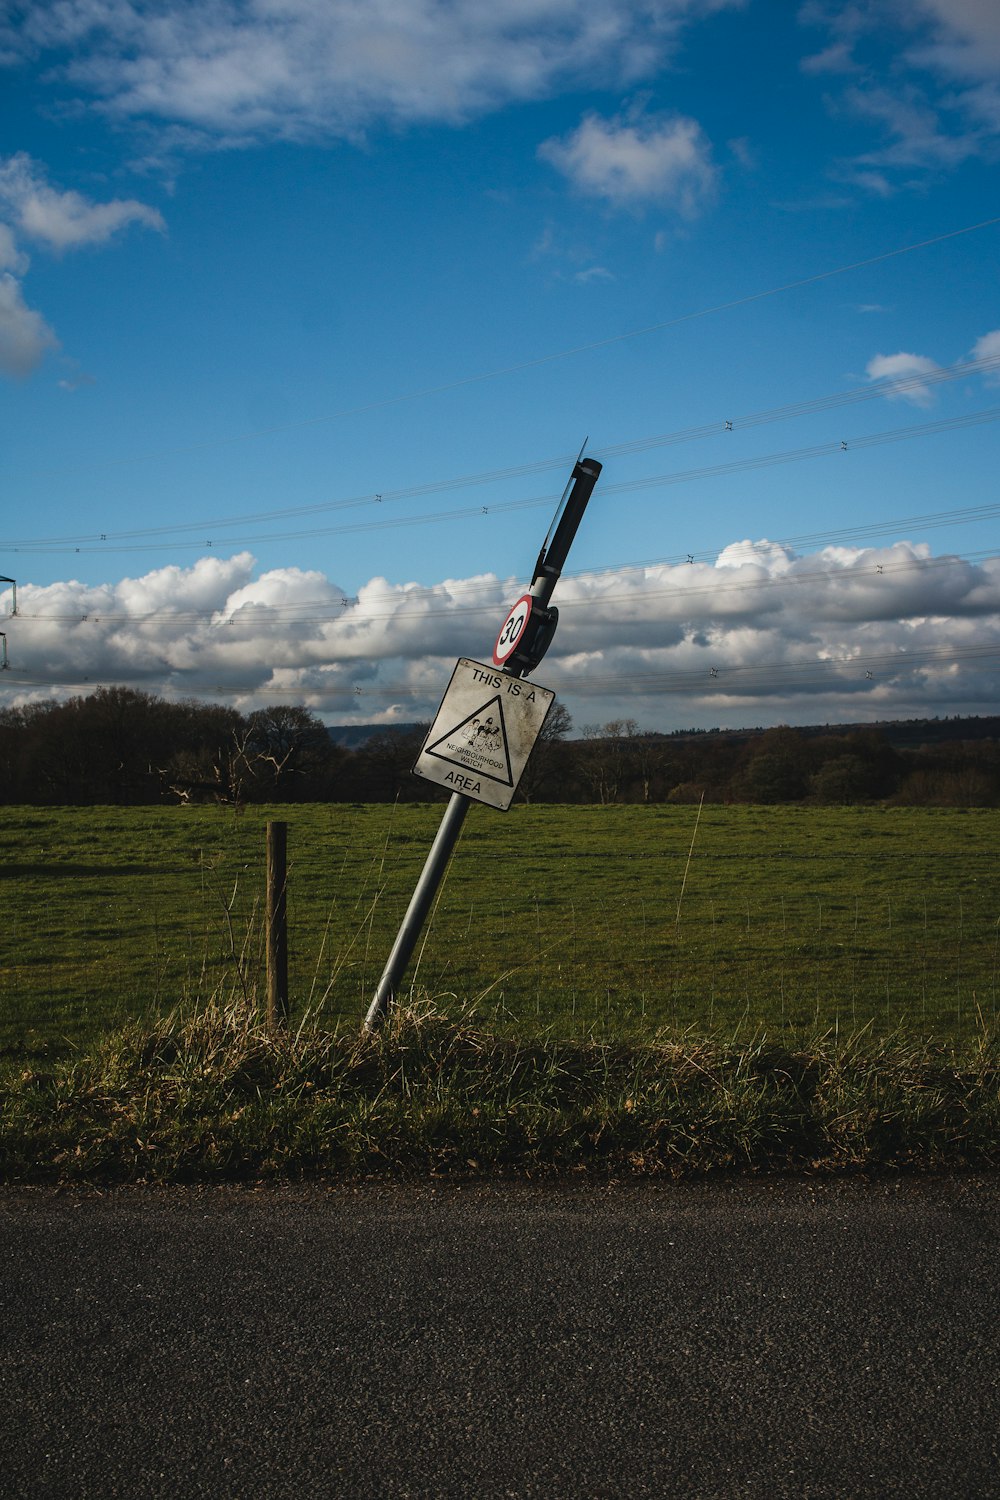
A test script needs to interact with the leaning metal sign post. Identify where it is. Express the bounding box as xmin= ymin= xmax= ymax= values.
xmin=362 ymin=454 xmax=602 ymax=1032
